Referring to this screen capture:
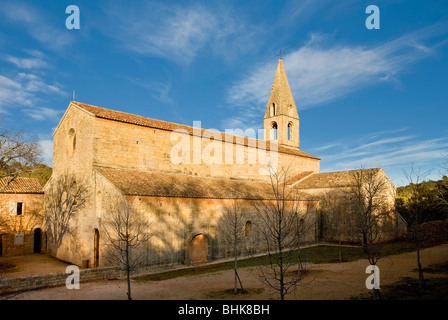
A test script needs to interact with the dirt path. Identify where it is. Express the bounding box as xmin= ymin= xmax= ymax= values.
xmin=6 ymin=244 xmax=448 ymax=300
xmin=0 ymin=254 xmax=69 ymax=279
